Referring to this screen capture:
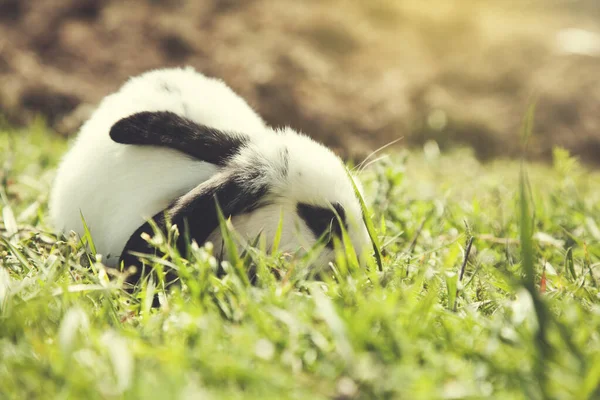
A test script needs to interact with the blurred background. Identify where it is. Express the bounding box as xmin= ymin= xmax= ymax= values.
xmin=0 ymin=0 xmax=599 ymax=165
